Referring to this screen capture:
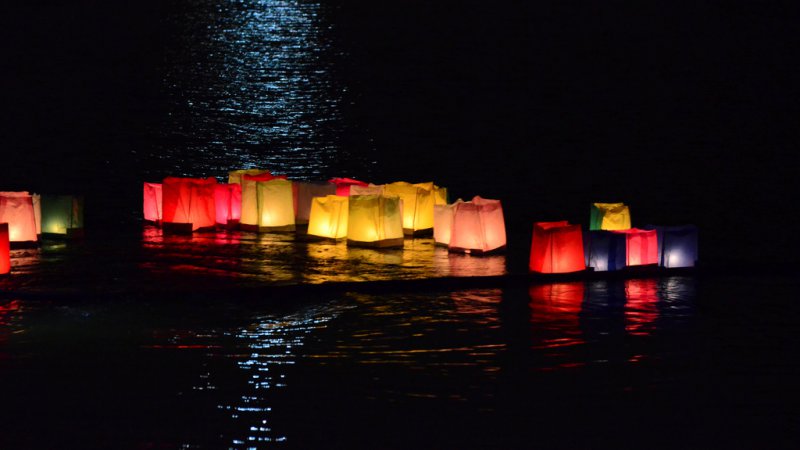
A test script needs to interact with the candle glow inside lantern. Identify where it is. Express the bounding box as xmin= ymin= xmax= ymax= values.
xmin=448 ymin=196 xmax=507 ymax=254
xmin=295 ymin=181 xmax=336 ymax=225
xmin=383 ymin=181 xmax=436 ymax=235
xmin=33 ymin=194 xmax=41 ymax=236
xmin=647 ymin=224 xmax=699 ymax=268
xmin=214 ymin=183 xmax=242 ymax=227
xmin=307 ymin=195 xmax=349 ymax=239
xmin=529 ymin=221 xmax=585 ymax=274
xmin=240 ymin=173 xmax=282 ymax=230
xmin=161 ymin=177 xmax=217 ymax=232
xmin=329 ymin=177 xmax=369 ymax=196
xmin=589 ymin=202 xmax=631 ymax=231
xmin=613 ymin=228 xmax=658 ymax=266
xmin=256 ymin=178 xmax=296 ymax=231
xmin=346 ymin=195 xmax=404 ymax=248
xmin=0 ymin=192 xmax=39 ymax=243
xmin=143 ymin=182 xmax=162 ymax=224
xmin=41 ymin=194 xmax=85 ymax=237
xmin=1 ymin=223 xmax=10 ymax=275
xmin=584 ymin=230 xmax=627 ymax=272
xmin=433 ymin=199 xmax=462 ymax=246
